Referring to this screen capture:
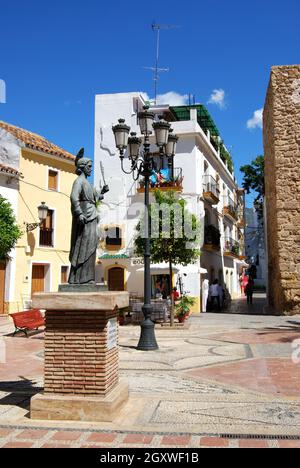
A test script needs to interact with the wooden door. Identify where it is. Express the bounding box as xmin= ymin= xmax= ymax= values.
xmin=61 ymin=266 xmax=69 ymax=284
xmin=0 ymin=262 xmax=6 ymax=314
xmin=31 ymin=265 xmax=45 ymax=297
xmin=108 ymin=267 xmax=124 ymax=291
